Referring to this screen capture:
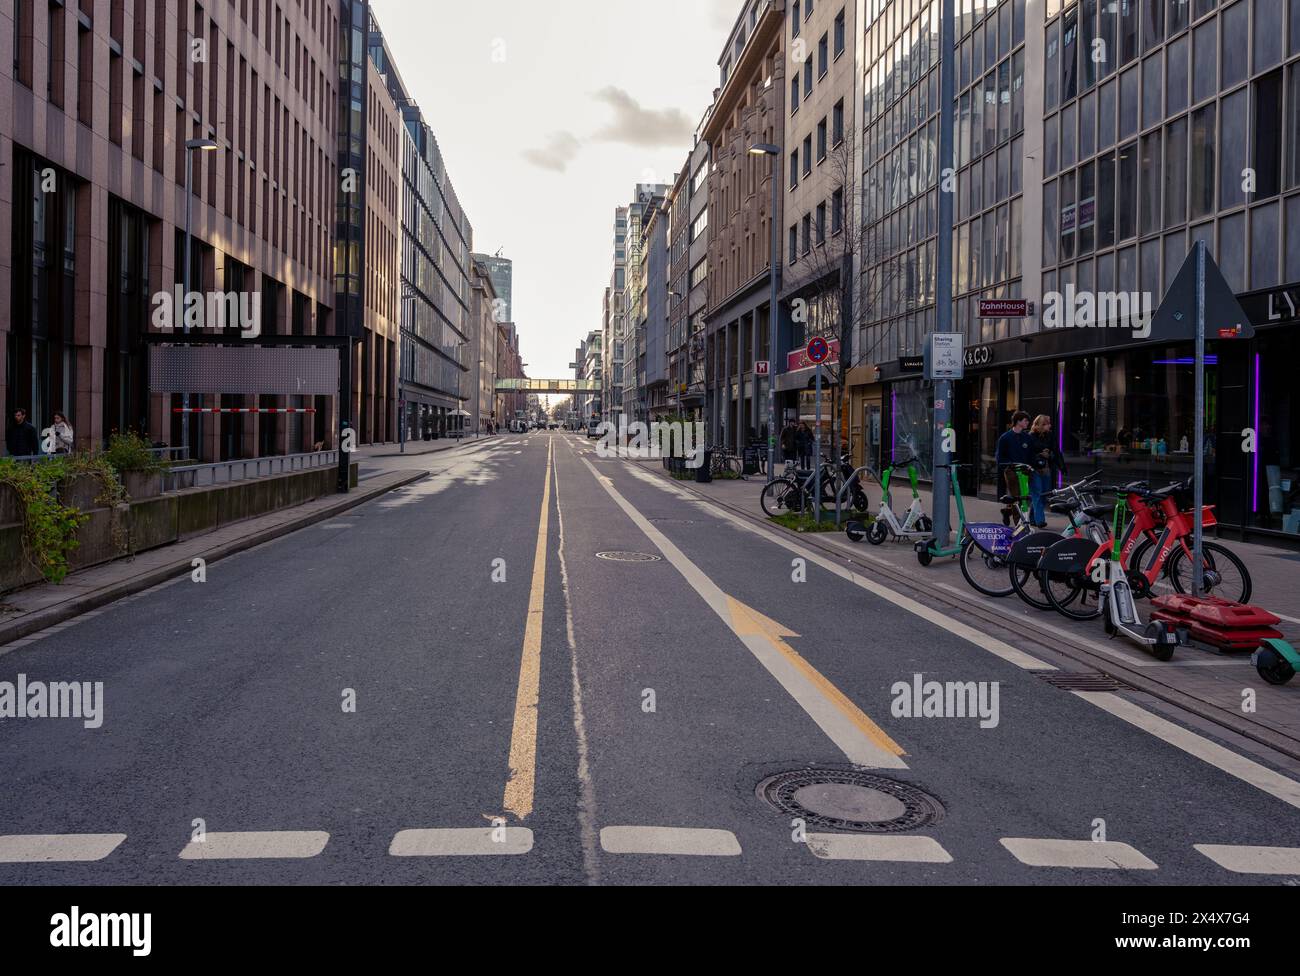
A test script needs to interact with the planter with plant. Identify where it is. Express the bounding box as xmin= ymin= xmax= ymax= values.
xmin=0 ymin=457 xmax=89 ymax=583
xmin=102 ymin=432 xmax=167 ymax=499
